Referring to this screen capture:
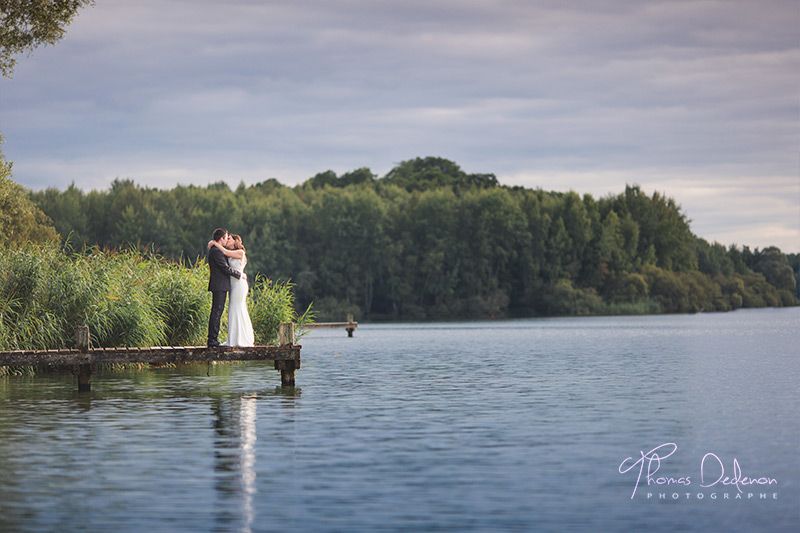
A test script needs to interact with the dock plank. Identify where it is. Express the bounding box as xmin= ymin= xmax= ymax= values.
xmin=0 ymin=345 xmax=300 ymax=367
